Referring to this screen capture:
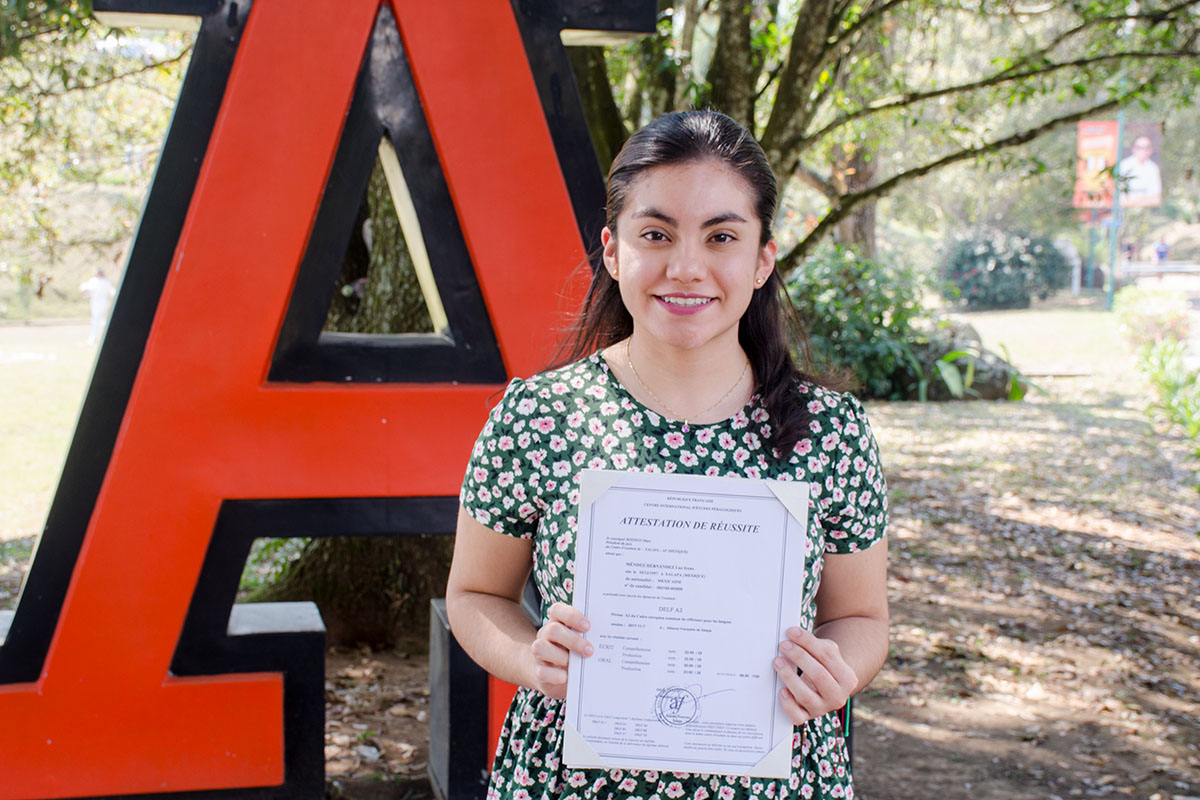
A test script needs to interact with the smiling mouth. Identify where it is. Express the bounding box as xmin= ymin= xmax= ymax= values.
xmin=658 ymin=295 xmax=713 ymax=307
